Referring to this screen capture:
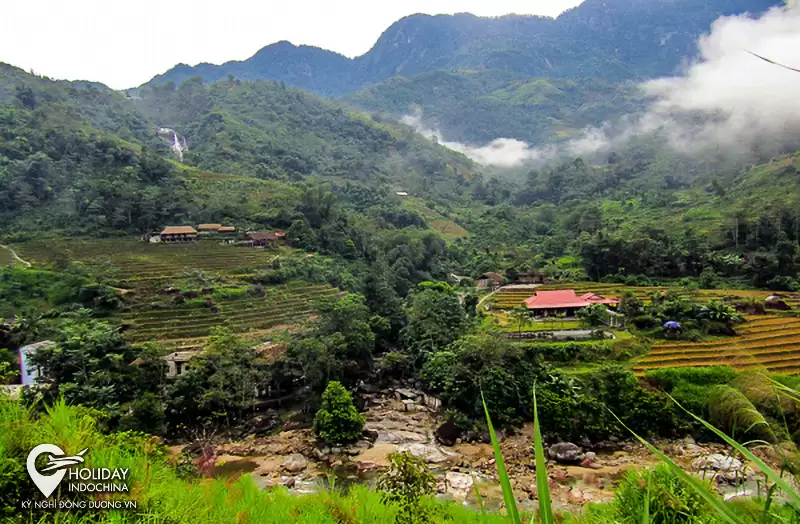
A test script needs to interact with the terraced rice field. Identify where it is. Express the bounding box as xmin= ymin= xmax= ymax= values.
xmin=489 ymin=282 xmax=800 ymax=310
xmin=13 ymin=238 xmax=340 ymax=348
xmin=14 ymin=239 xmax=287 ymax=286
xmin=634 ymin=315 xmax=800 ymax=374
xmin=118 ymin=282 xmax=338 ymax=348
